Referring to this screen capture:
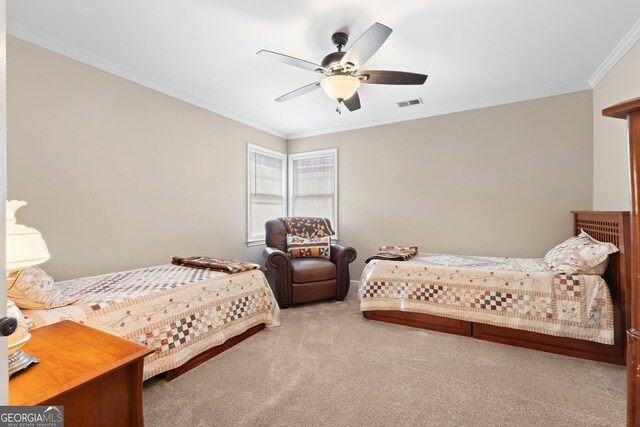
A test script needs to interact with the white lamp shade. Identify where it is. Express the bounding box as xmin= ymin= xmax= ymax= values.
xmin=6 ymin=232 xmax=50 ymax=271
xmin=6 ymin=200 xmax=50 ymax=271
xmin=320 ymin=75 xmax=360 ymax=101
